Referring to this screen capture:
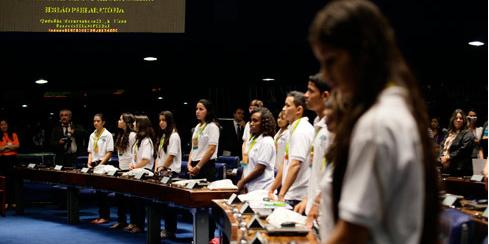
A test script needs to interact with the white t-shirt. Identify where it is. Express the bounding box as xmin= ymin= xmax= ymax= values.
xmin=282 ymin=117 xmax=314 ymax=201
xmin=243 ymin=134 xmax=276 ymax=192
xmin=305 ymin=116 xmax=331 ymax=214
xmin=117 ymin=131 xmax=136 ymax=170
xmin=274 ymin=128 xmax=289 ymax=171
xmin=87 ymin=128 xmax=114 ymax=162
xmin=190 ymin=122 xmax=220 ymax=161
xmin=242 ymin=122 xmax=251 ymax=153
xmin=322 ymin=87 xmax=424 ymax=244
xmin=319 ymin=164 xmax=334 ymax=242
xmin=132 ymin=137 xmax=155 ymax=171
xmin=156 ymin=132 xmax=182 ymax=173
